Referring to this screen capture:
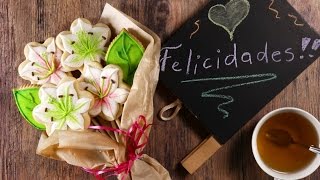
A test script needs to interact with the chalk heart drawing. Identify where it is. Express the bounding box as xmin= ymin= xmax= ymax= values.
xmin=208 ymin=0 xmax=250 ymax=41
